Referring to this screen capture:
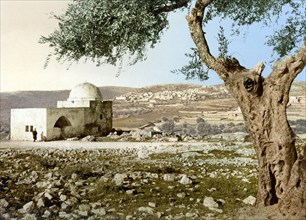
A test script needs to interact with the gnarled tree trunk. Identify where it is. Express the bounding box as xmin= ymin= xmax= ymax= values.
xmin=187 ymin=0 xmax=306 ymax=218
